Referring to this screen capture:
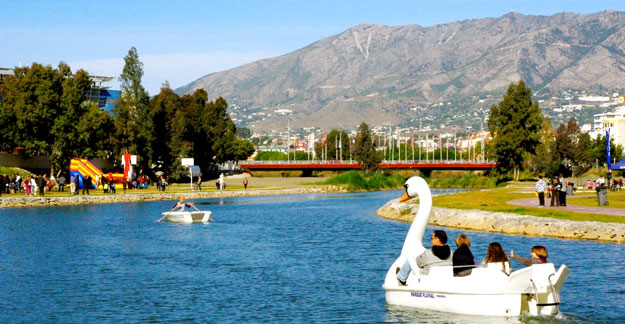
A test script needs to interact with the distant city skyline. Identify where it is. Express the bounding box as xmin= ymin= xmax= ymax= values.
xmin=3 ymin=1 xmax=625 ymax=94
